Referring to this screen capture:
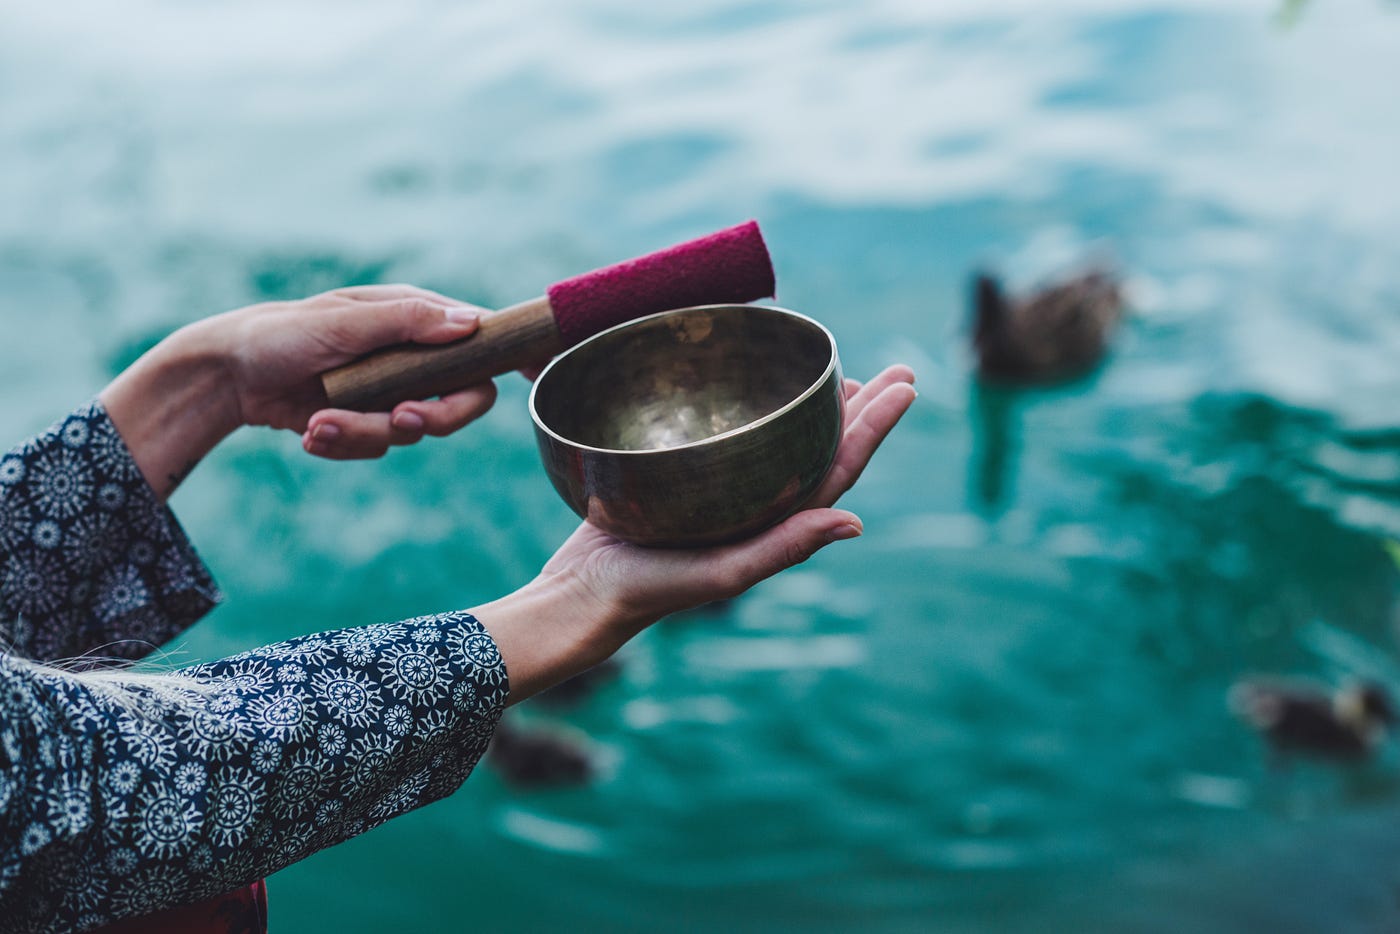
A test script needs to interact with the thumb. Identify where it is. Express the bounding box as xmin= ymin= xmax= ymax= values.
xmin=335 ymin=297 xmax=485 ymax=353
